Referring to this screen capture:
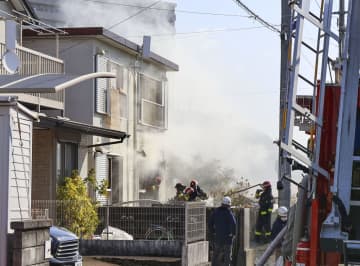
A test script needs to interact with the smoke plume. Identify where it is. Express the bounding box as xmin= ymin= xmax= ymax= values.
xmin=36 ymin=0 xmax=279 ymax=200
